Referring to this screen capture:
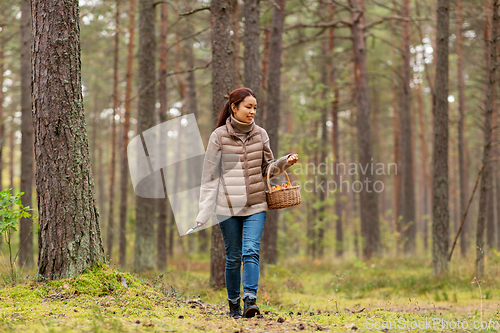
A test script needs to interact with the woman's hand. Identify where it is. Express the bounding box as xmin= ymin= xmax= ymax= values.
xmin=287 ymin=153 xmax=299 ymax=165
